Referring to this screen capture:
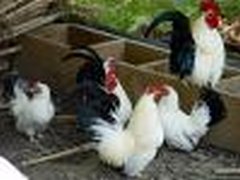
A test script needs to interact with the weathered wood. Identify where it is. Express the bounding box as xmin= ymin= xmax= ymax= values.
xmin=0 ymin=0 xmax=25 ymax=15
xmin=0 ymin=45 xmax=21 ymax=57
xmin=13 ymin=12 xmax=62 ymax=35
xmin=5 ymin=0 xmax=56 ymax=27
xmin=21 ymin=143 xmax=94 ymax=167
xmin=54 ymin=114 xmax=76 ymax=125
xmin=0 ymin=12 xmax=62 ymax=42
